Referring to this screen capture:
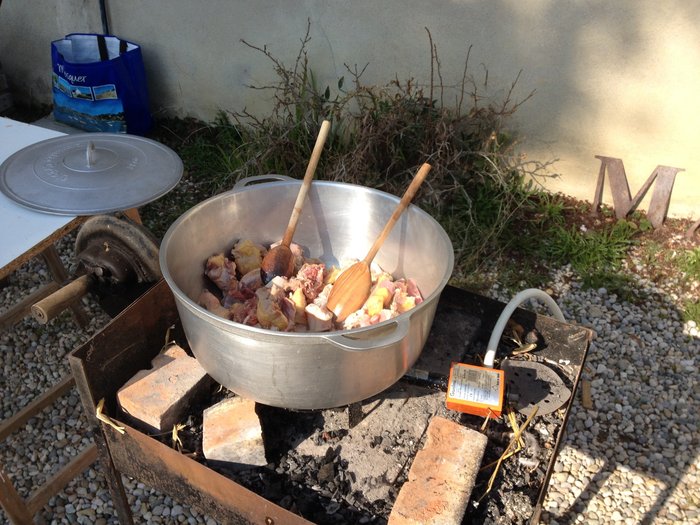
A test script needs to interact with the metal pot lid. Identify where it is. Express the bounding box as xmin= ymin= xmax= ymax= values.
xmin=0 ymin=133 xmax=183 ymax=215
